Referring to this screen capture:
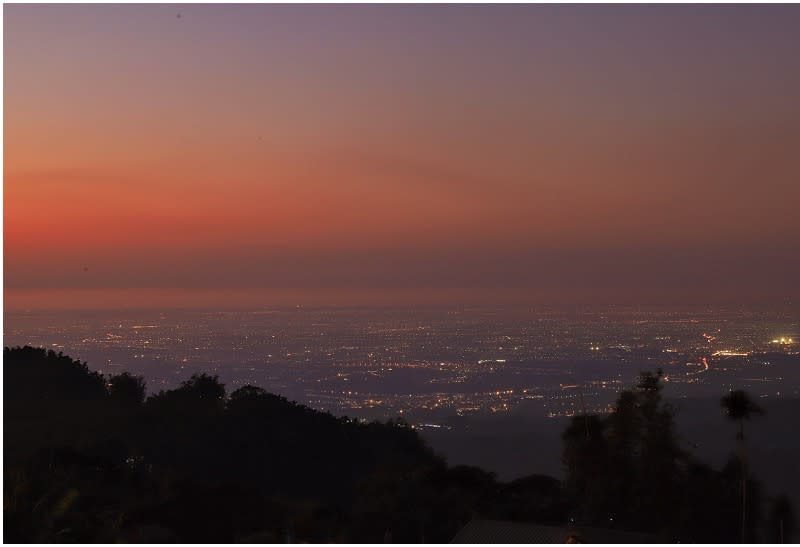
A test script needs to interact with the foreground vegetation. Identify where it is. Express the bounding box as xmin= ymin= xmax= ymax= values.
xmin=3 ymin=346 xmax=795 ymax=542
